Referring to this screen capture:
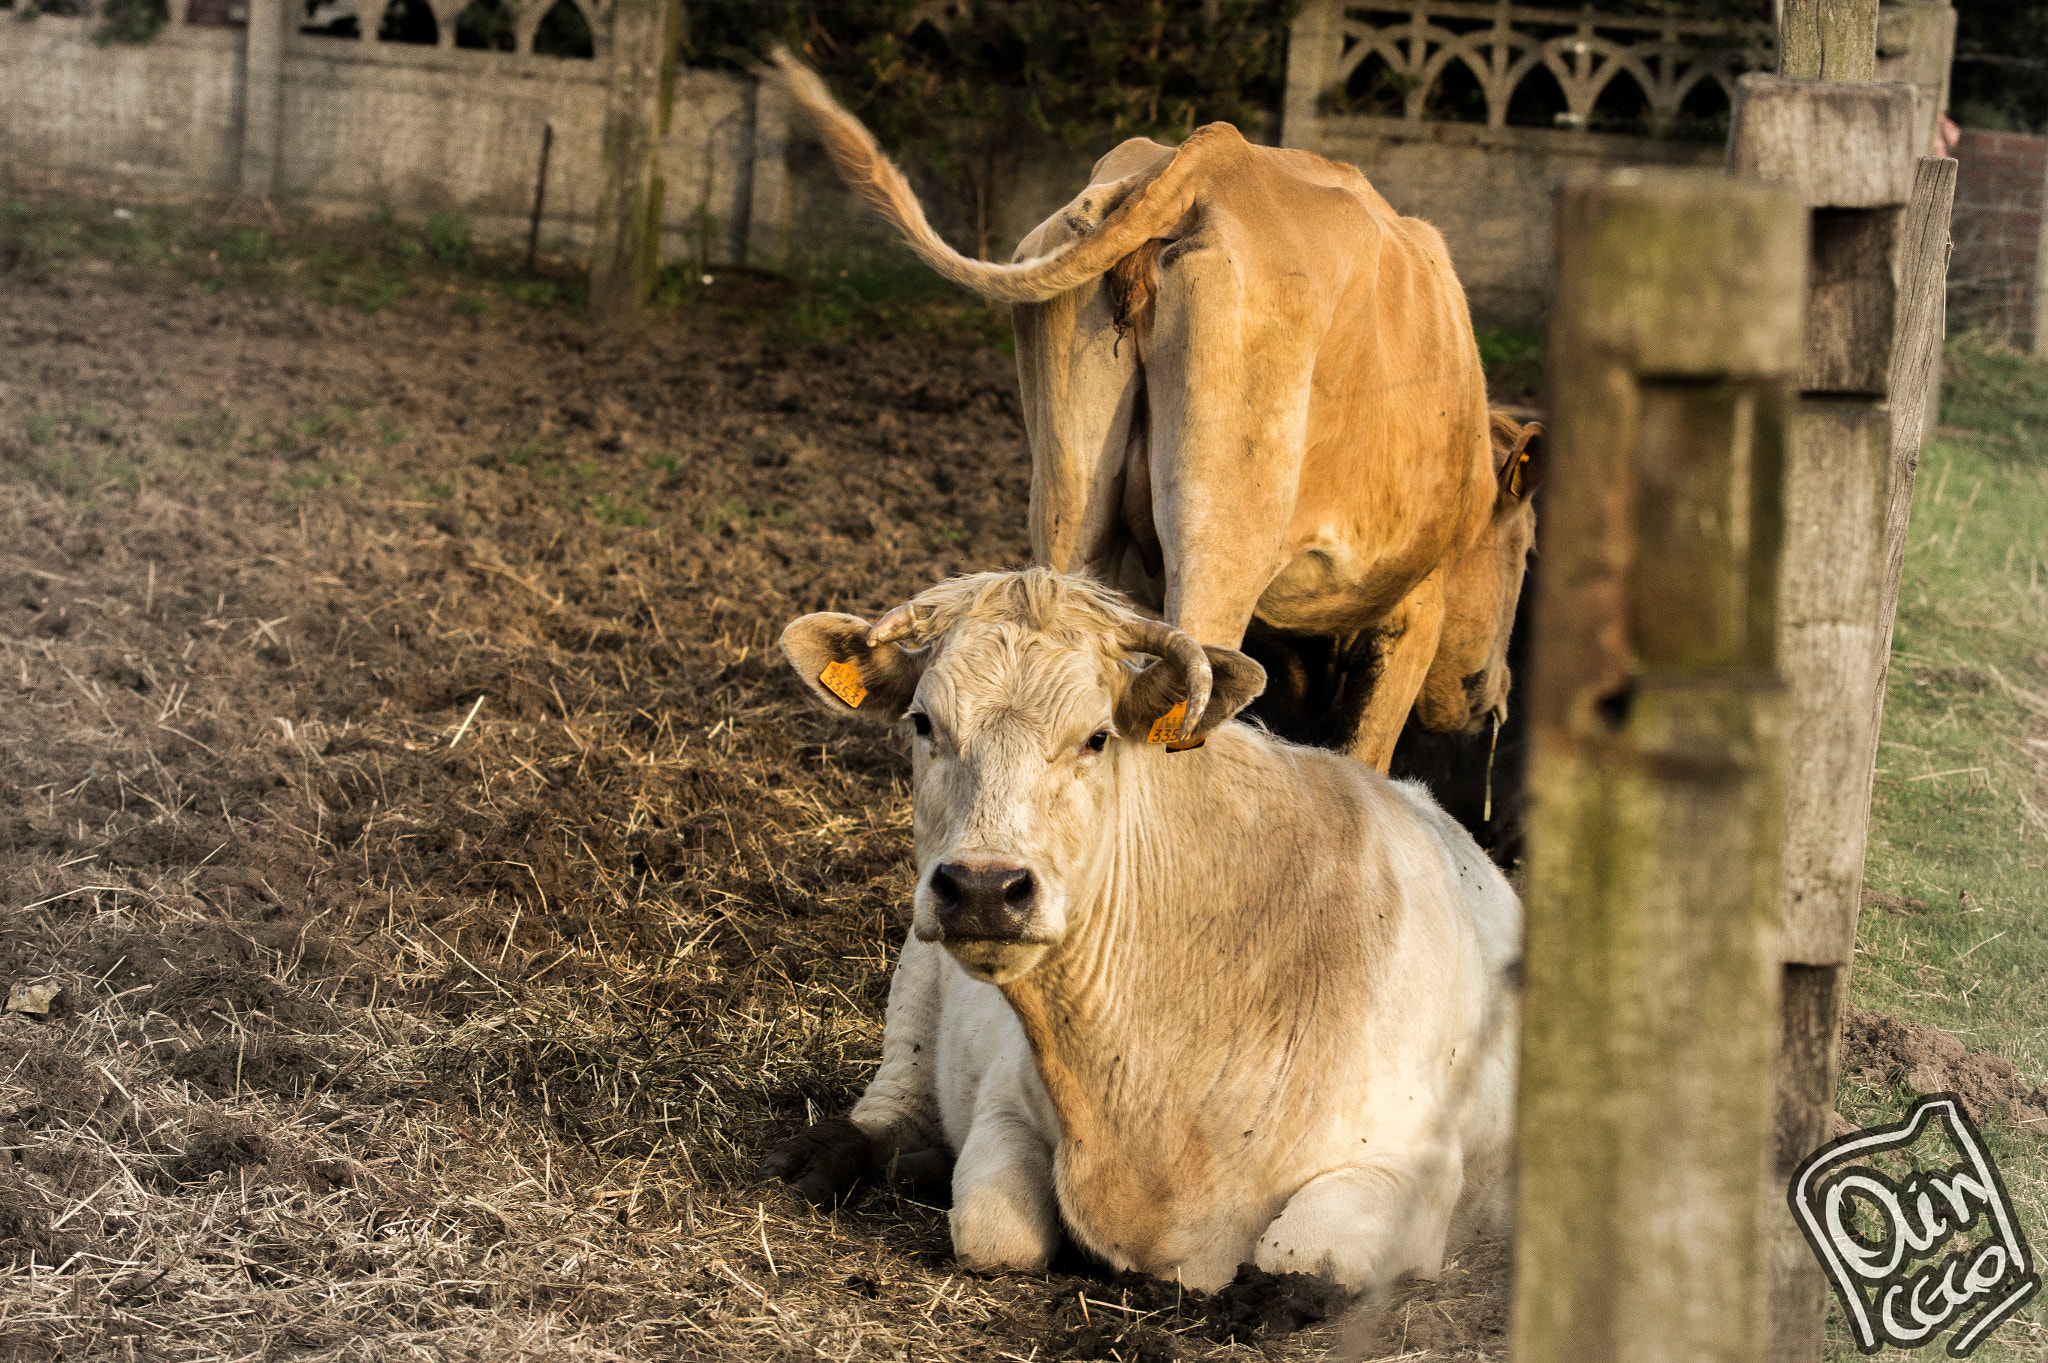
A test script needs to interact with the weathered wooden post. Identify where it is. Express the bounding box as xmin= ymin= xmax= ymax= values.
xmin=588 ymin=0 xmax=680 ymax=321
xmin=1513 ymin=170 xmax=1804 ymax=1363
xmin=1727 ymin=74 xmax=1958 ymax=1363
xmin=1876 ymin=0 xmax=1957 ymax=157
xmin=1778 ymin=0 xmax=1877 ymax=81
xmin=1883 ymin=157 xmax=1959 ymax=631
